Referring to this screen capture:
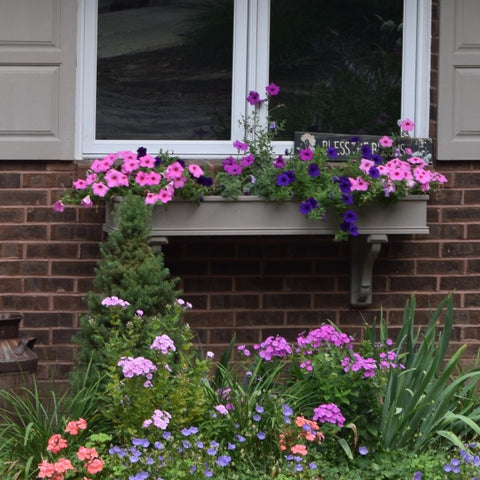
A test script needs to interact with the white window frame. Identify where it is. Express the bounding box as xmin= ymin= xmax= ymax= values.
xmin=75 ymin=0 xmax=431 ymax=160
